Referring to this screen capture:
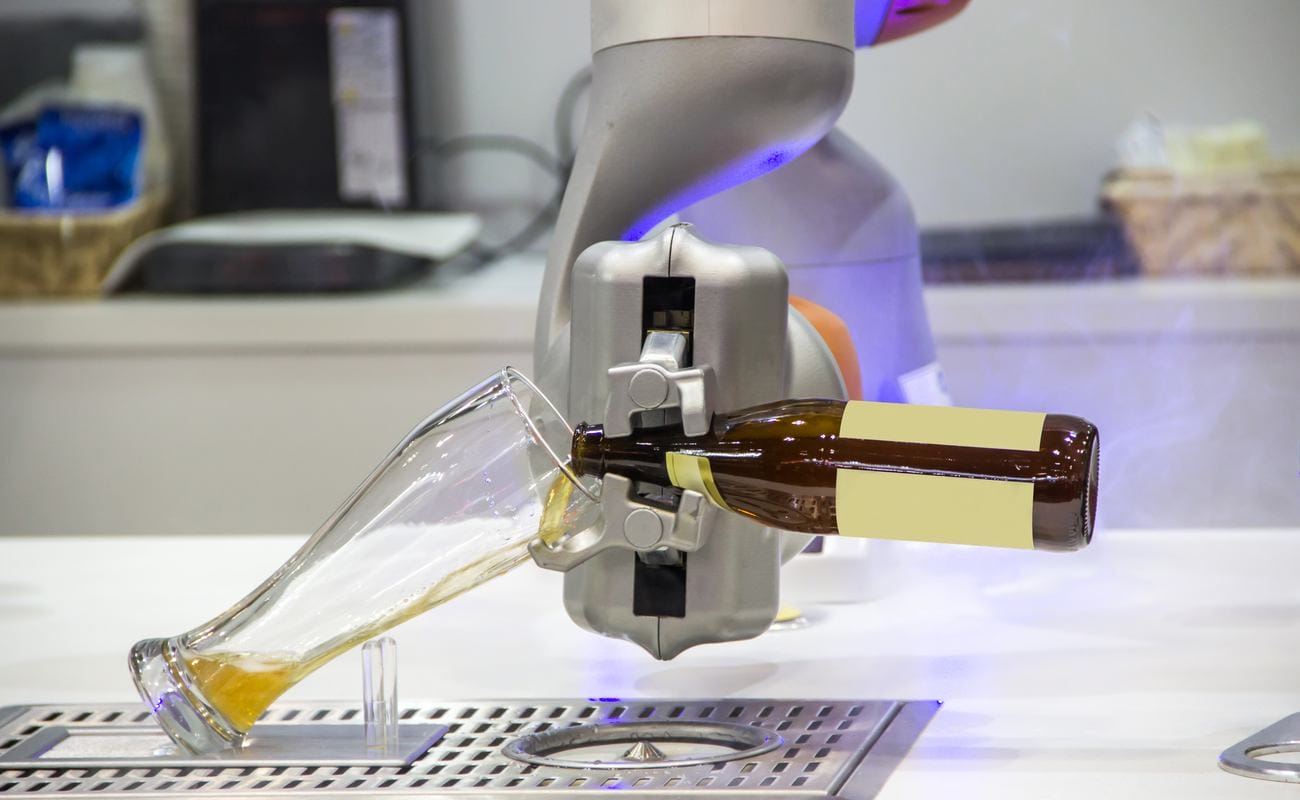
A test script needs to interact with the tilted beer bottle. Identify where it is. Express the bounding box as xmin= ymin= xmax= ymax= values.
xmin=571 ymin=399 xmax=1099 ymax=551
